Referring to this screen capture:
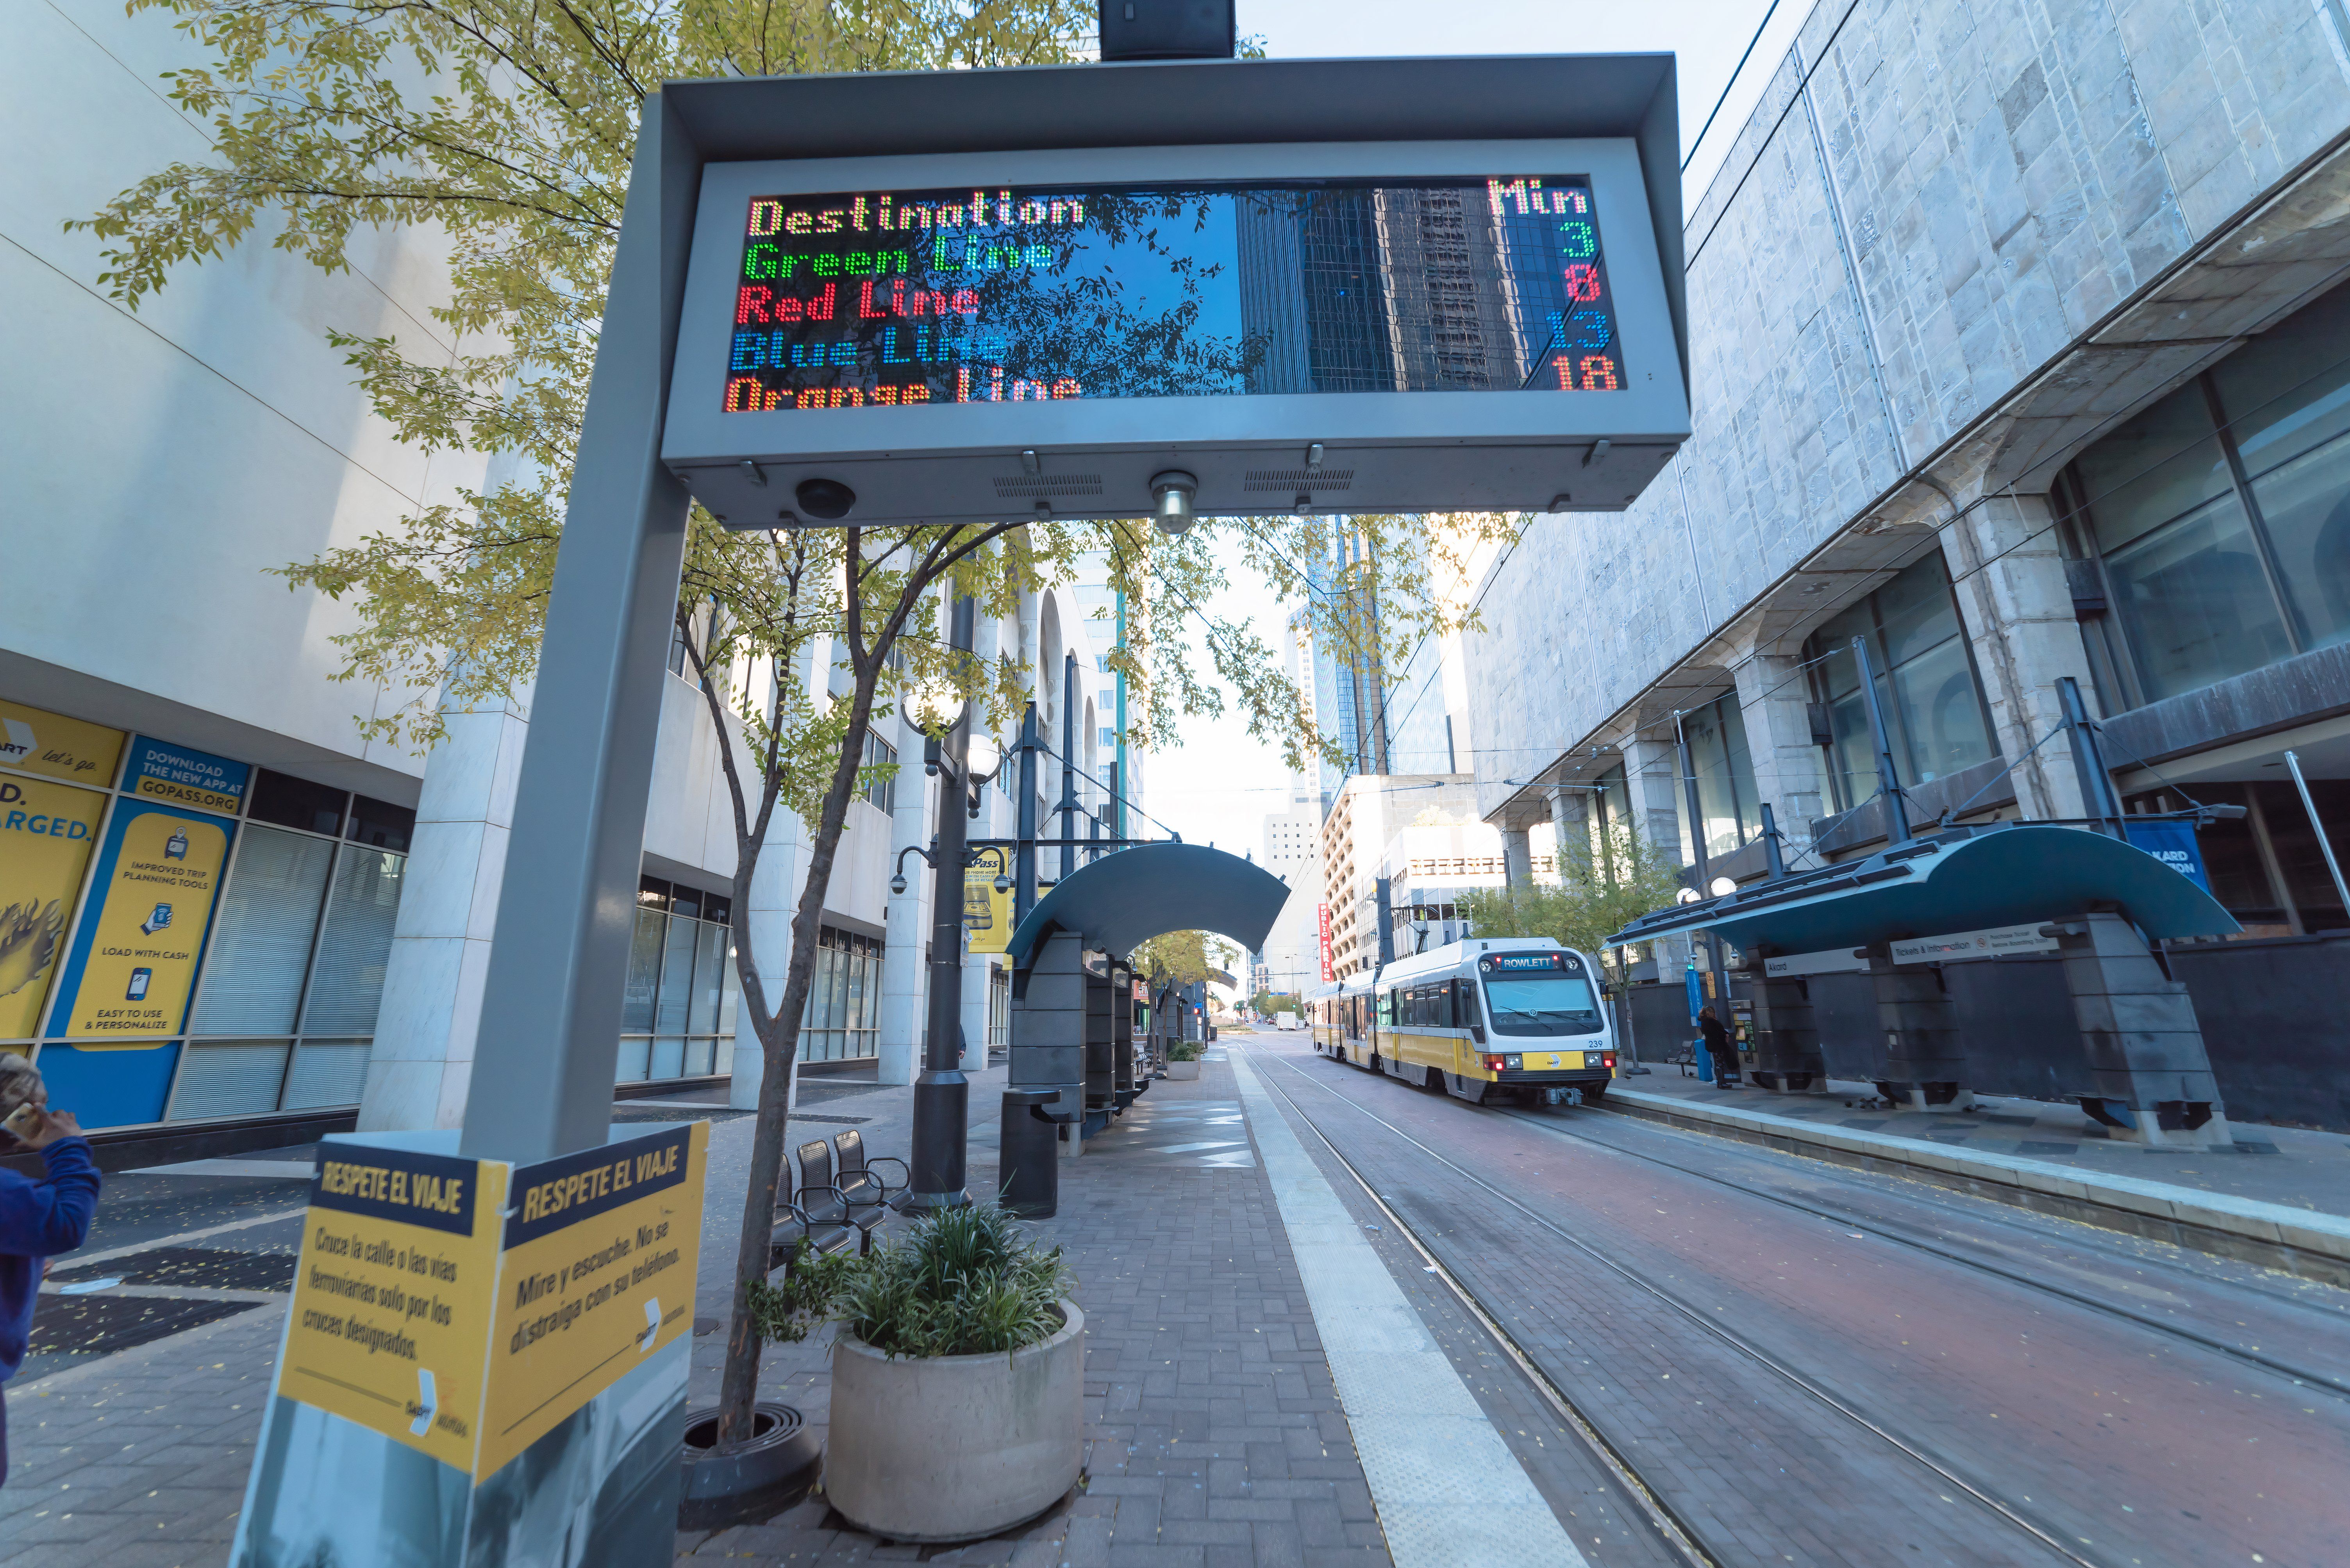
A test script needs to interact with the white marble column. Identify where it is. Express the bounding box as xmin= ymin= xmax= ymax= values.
xmin=875 ymin=731 xmax=934 ymax=1086
xmin=1733 ymin=652 xmax=1828 ymax=860
xmin=1620 ymin=731 xmax=1695 ymax=973
xmin=359 ymin=686 xmax=529 ymax=1131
